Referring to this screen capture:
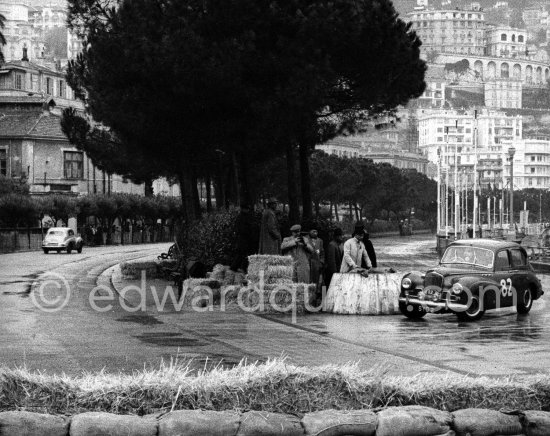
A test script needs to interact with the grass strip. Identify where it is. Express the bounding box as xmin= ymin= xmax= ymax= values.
xmin=1 ymin=358 xmax=549 ymax=416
